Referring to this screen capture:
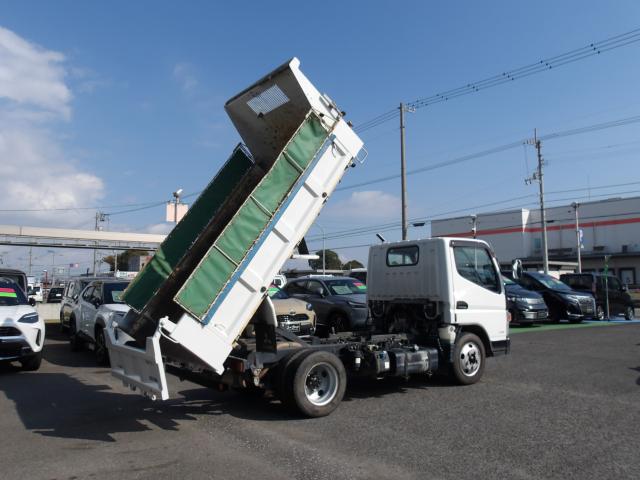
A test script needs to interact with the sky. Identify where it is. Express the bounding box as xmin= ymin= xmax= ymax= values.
xmin=1 ymin=1 xmax=640 ymax=275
